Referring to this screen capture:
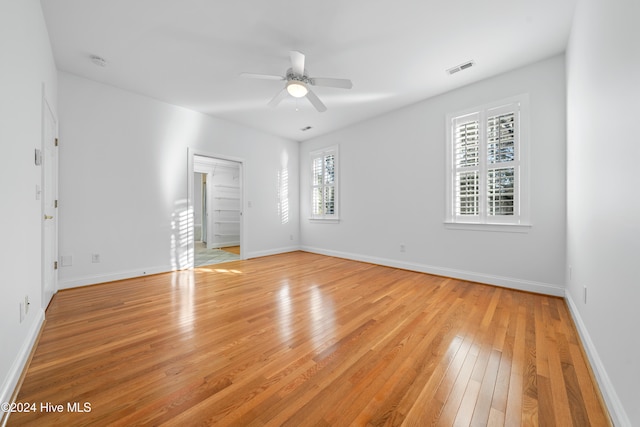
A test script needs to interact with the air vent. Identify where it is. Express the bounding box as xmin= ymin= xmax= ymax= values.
xmin=90 ymin=55 xmax=107 ymax=67
xmin=301 ymin=126 xmax=312 ymax=131
xmin=446 ymin=60 xmax=475 ymax=75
